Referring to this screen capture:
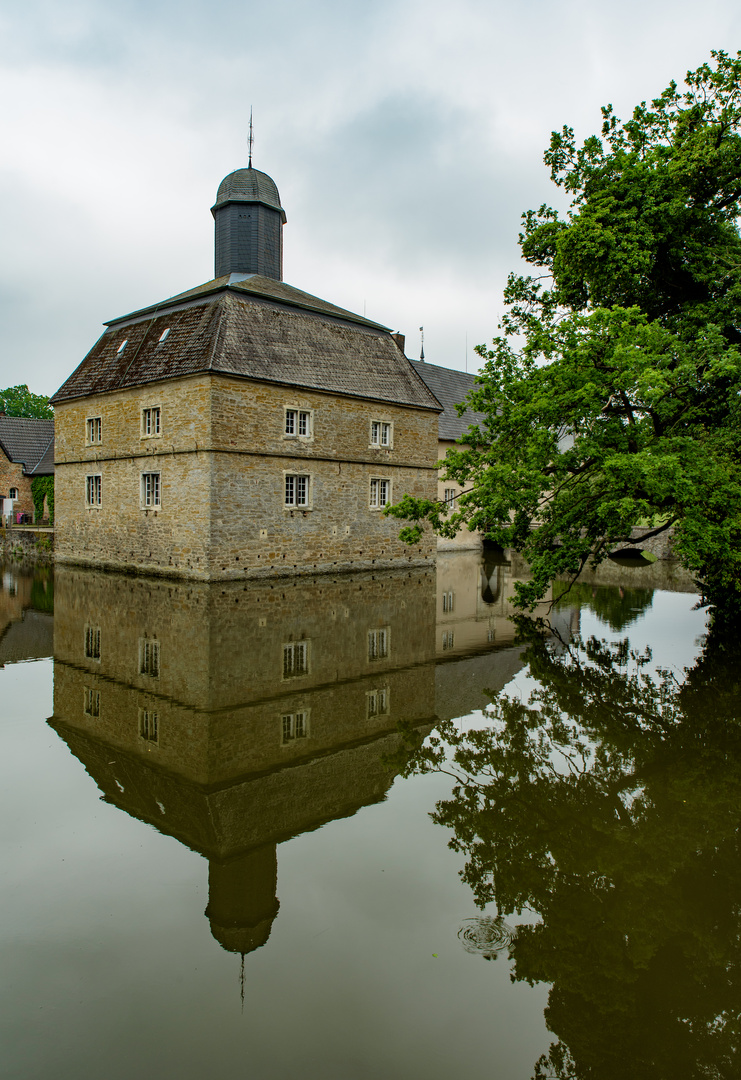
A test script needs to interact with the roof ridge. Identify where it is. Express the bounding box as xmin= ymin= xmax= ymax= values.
xmin=104 ymin=277 xmax=390 ymax=334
